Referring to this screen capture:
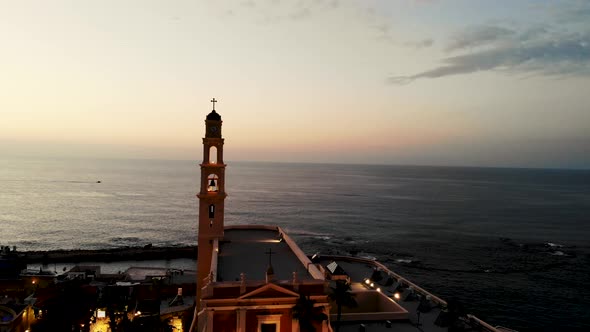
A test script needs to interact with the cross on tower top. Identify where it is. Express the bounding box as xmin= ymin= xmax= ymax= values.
xmin=265 ymin=248 xmax=275 ymax=267
xmin=211 ymin=98 xmax=217 ymax=111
